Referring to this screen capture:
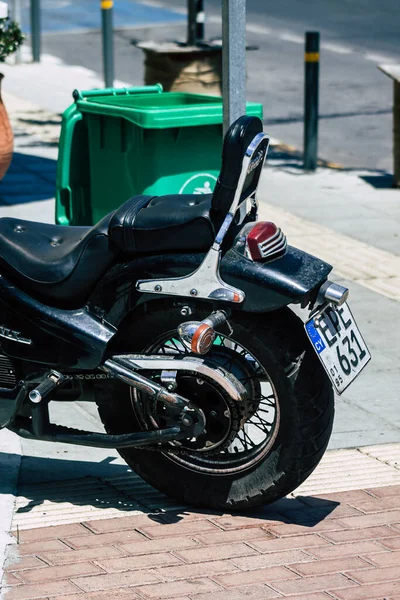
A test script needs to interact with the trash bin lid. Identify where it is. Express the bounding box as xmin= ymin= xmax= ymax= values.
xmin=76 ymin=90 xmax=262 ymax=128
